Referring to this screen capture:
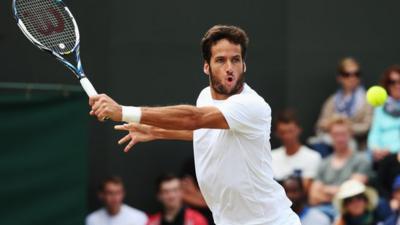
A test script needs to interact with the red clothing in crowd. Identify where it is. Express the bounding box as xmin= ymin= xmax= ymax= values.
xmin=147 ymin=208 xmax=208 ymax=225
